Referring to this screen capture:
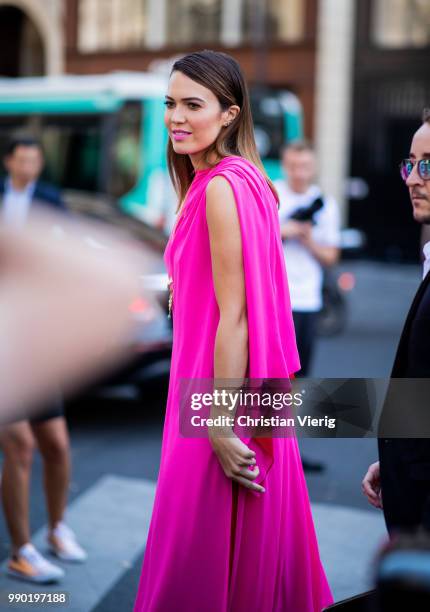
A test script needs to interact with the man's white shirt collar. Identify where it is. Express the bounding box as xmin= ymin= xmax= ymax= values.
xmin=2 ymin=177 xmax=36 ymax=228
xmin=423 ymin=241 xmax=430 ymax=279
